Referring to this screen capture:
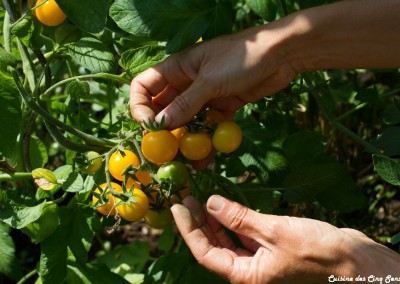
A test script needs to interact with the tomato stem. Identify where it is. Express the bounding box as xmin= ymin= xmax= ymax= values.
xmin=0 ymin=172 xmax=33 ymax=181
xmin=40 ymin=73 xmax=130 ymax=100
xmin=16 ymin=268 xmax=37 ymax=284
